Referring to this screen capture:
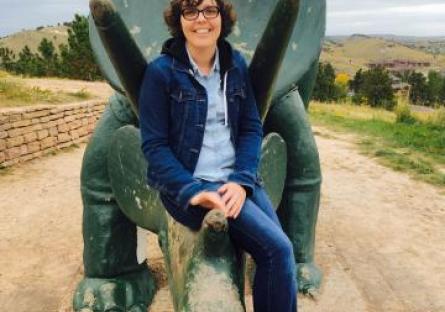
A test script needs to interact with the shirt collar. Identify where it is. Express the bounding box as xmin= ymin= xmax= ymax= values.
xmin=185 ymin=46 xmax=220 ymax=78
